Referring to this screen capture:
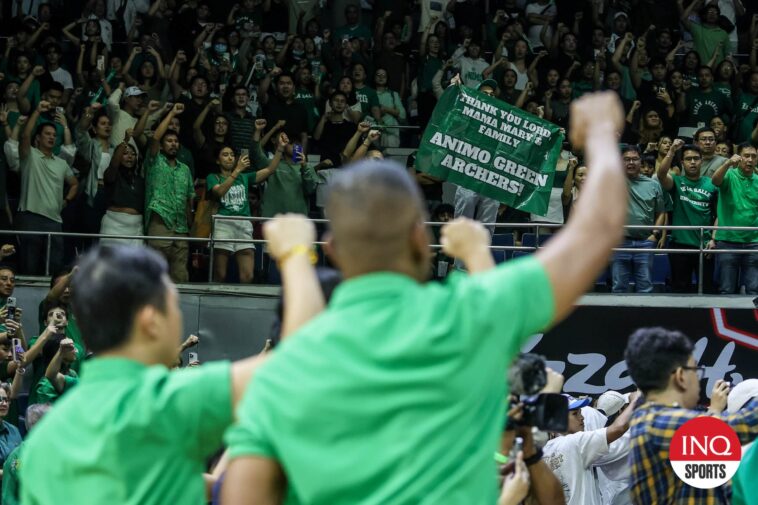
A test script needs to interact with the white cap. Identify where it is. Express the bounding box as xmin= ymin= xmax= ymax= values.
xmin=727 ymin=379 xmax=758 ymax=414
xmin=124 ymin=86 xmax=146 ymax=98
xmin=597 ymin=391 xmax=627 ymax=417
